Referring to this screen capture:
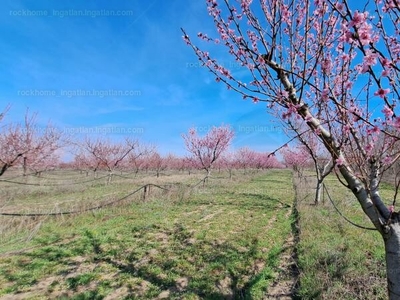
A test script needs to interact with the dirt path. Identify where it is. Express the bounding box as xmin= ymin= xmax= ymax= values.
xmin=264 ymin=208 xmax=300 ymax=299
